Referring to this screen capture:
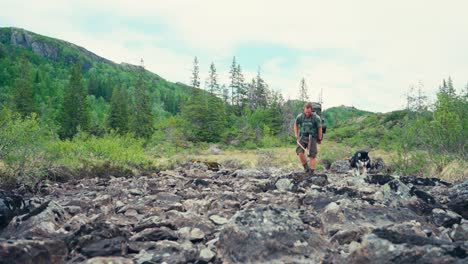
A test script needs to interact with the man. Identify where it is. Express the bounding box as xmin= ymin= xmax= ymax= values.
xmin=294 ymin=102 xmax=323 ymax=175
